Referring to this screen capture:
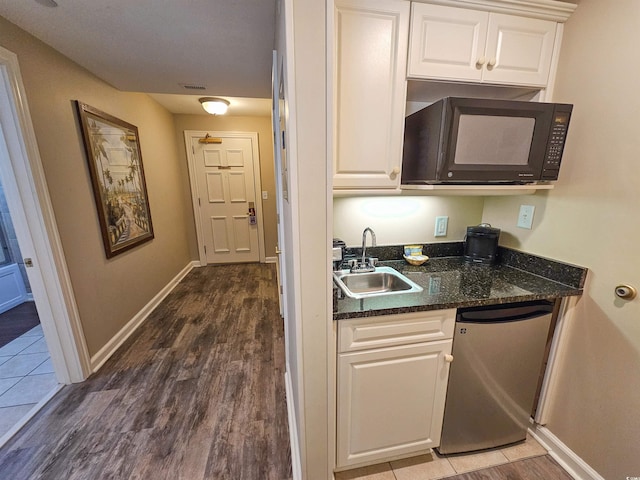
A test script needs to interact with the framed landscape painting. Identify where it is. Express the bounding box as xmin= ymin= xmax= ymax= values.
xmin=76 ymin=101 xmax=154 ymax=258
